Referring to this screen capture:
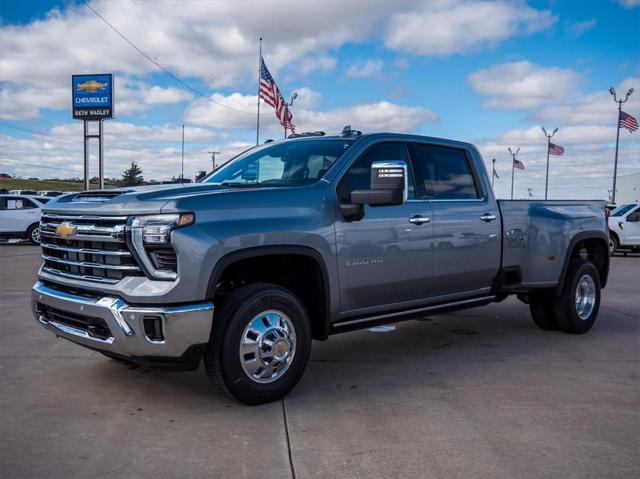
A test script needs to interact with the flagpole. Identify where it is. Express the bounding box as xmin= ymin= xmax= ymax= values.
xmin=491 ymin=158 xmax=496 ymax=188
xmin=609 ymin=87 xmax=634 ymax=204
xmin=508 ymin=147 xmax=519 ymax=200
xmin=541 ymin=127 xmax=558 ymax=200
xmin=256 ymin=37 xmax=262 ymax=146
xmin=511 ymin=160 xmax=515 ymax=200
